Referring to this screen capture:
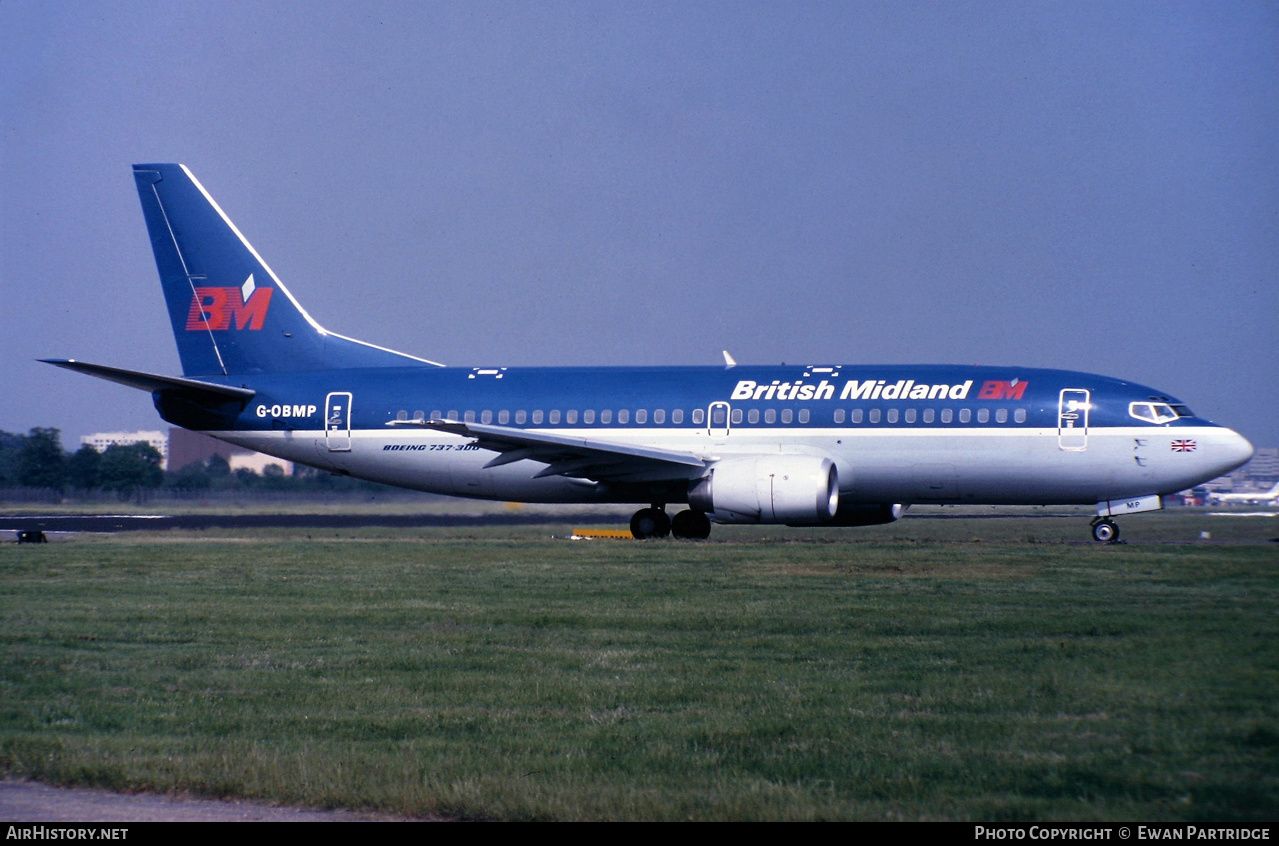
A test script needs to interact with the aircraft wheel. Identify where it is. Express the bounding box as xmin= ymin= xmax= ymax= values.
xmin=630 ymin=507 xmax=671 ymax=539
xmin=1091 ymin=518 xmax=1120 ymax=544
xmin=671 ymin=510 xmax=711 ymax=540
